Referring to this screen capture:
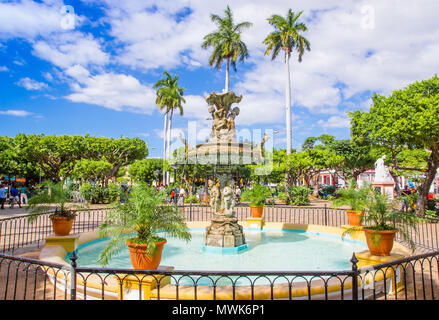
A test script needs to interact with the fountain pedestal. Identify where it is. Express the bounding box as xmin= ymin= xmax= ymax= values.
xmin=183 ymin=91 xmax=268 ymax=253
xmin=205 ymin=214 xmax=246 ymax=248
